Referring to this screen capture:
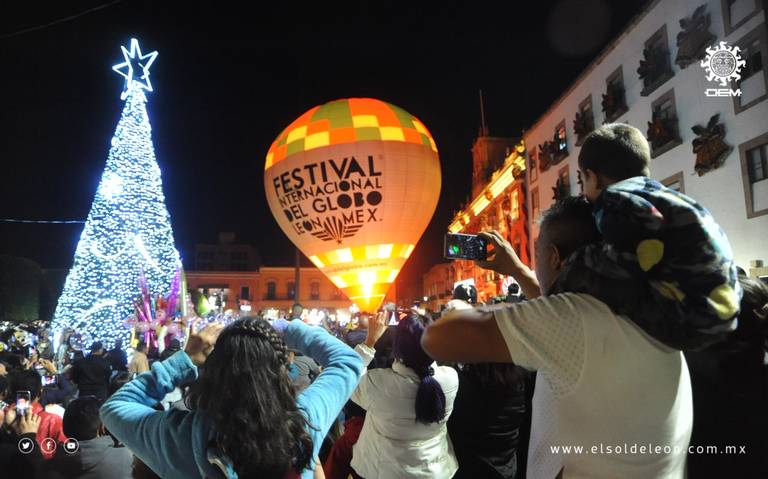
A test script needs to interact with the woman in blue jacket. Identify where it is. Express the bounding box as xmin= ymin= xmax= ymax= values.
xmin=100 ymin=317 xmax=364 ymax=479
